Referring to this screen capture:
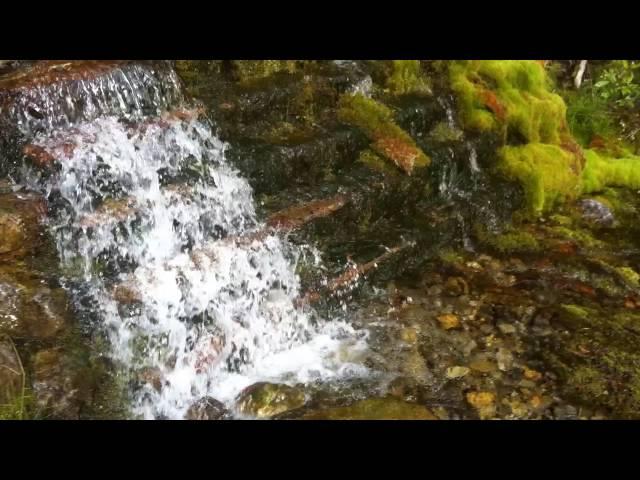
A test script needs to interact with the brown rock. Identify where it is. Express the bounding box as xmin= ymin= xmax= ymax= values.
xmin=31 ymin=348 xmax=88 ymax=419
xmin=523 ymin=366 xmax=543 ymax=382
xmin=466 ymin=391 xmax=496 ymax=419
xmin=444 ymin=276 xmax=469 ymax=297
xmin=469 ymin=357 xmax=498 ymax=373
xmin=0 ymin=273 xmax=68 ymax=340
xmin=235 ymin=382 xmax=305 ymax=418
xmin=0 ymin=190 xmax=46 ymax=261
xmin=185 ymin=397 xmax=228 ymax=420
xmin=437 ymin=313 xmax=461 ymax=330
